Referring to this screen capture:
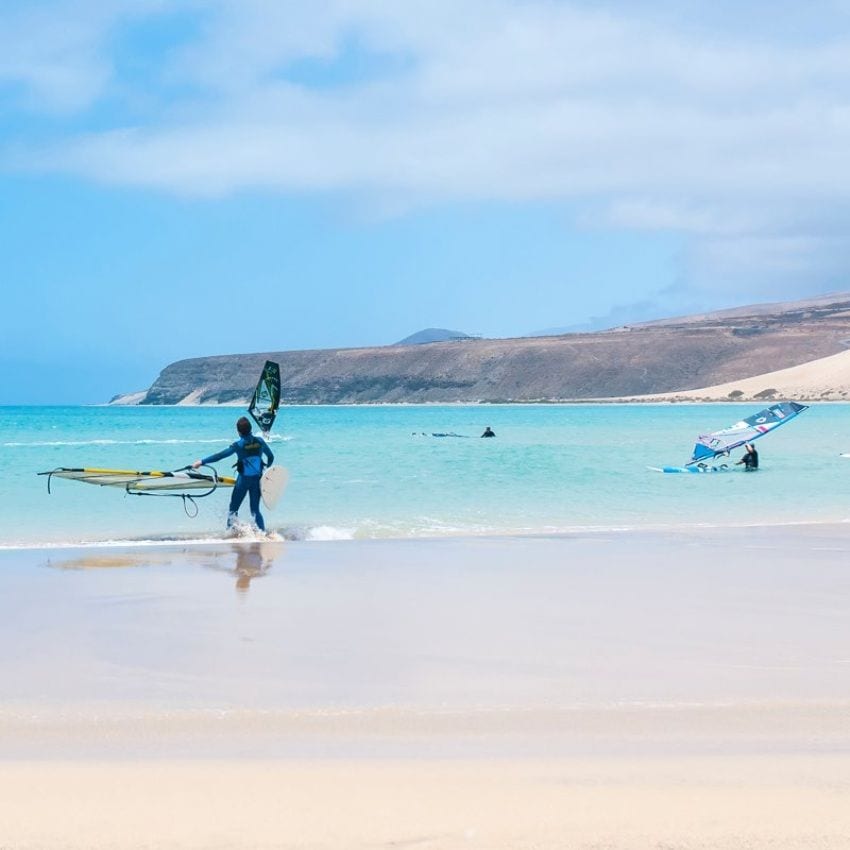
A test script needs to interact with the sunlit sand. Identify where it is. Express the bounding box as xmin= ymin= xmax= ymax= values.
xmin=1 ymin=528 xmax=848 ymax=848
